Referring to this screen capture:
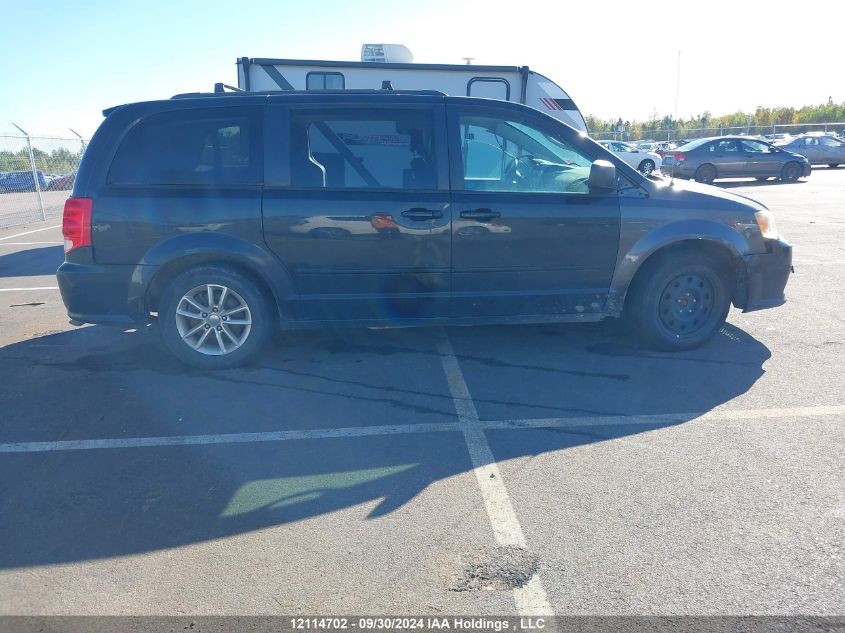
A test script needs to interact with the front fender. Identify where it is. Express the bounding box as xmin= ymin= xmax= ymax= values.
xmin=609 ymin=219 xmax=750 ymax=310
xmin=130 ymin=232 xmax=295 ymax=320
